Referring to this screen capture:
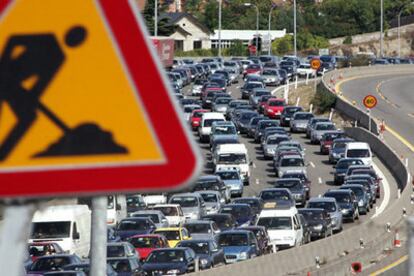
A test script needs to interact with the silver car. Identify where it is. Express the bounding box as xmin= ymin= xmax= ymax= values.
xmin=310 ymin=122 xmax=336 ymax=144
xmin=290 ymin=112 xmax=314 ymax=133
xmin=195 ymin=190 xmax=224 ymax=214
xmin=261 ymin=68 xmax=280 ymax=86
xmin=275 ymin=154 xmax=307 ymax=178
xmin=278 ymin=140 xmax=305 ymax=158
xmin=169 ymin=193 xmax=206 ymax=220
xmin=130 ymin=210 xmax=169 ymax=229
xmin=183 ymin=220 xmax=220 ymax=240
xmin=263 ymin=134 xmax=290 ymax=159
xmin=212 ymin=97 xmax=233 ymax=113
xmin=215 ymin=169 xmax=244 ymax=198
xmin=307 ymin=197 xmax=343 ymax=232
xmin=306 ymin=117 xmax=330 ymax=138
xmin=183 ymin=104 xmax=201 ymax=122
xmin=249 ymin=88 xmax=271 ymax=107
